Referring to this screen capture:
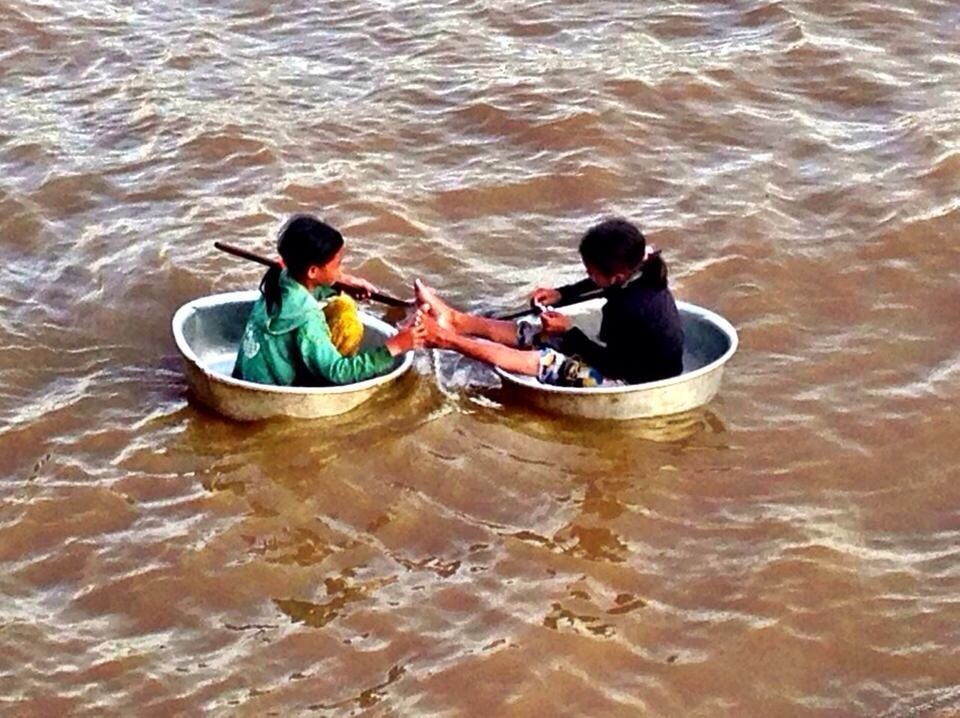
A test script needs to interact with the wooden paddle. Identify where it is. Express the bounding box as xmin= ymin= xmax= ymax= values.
xmin=491 ymin=288 xmax=606 ymax=320
xmin=492 ymin=248 xmax=661 ymax=320
xmin=214 ymin=241 xmax=415 ymax=309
